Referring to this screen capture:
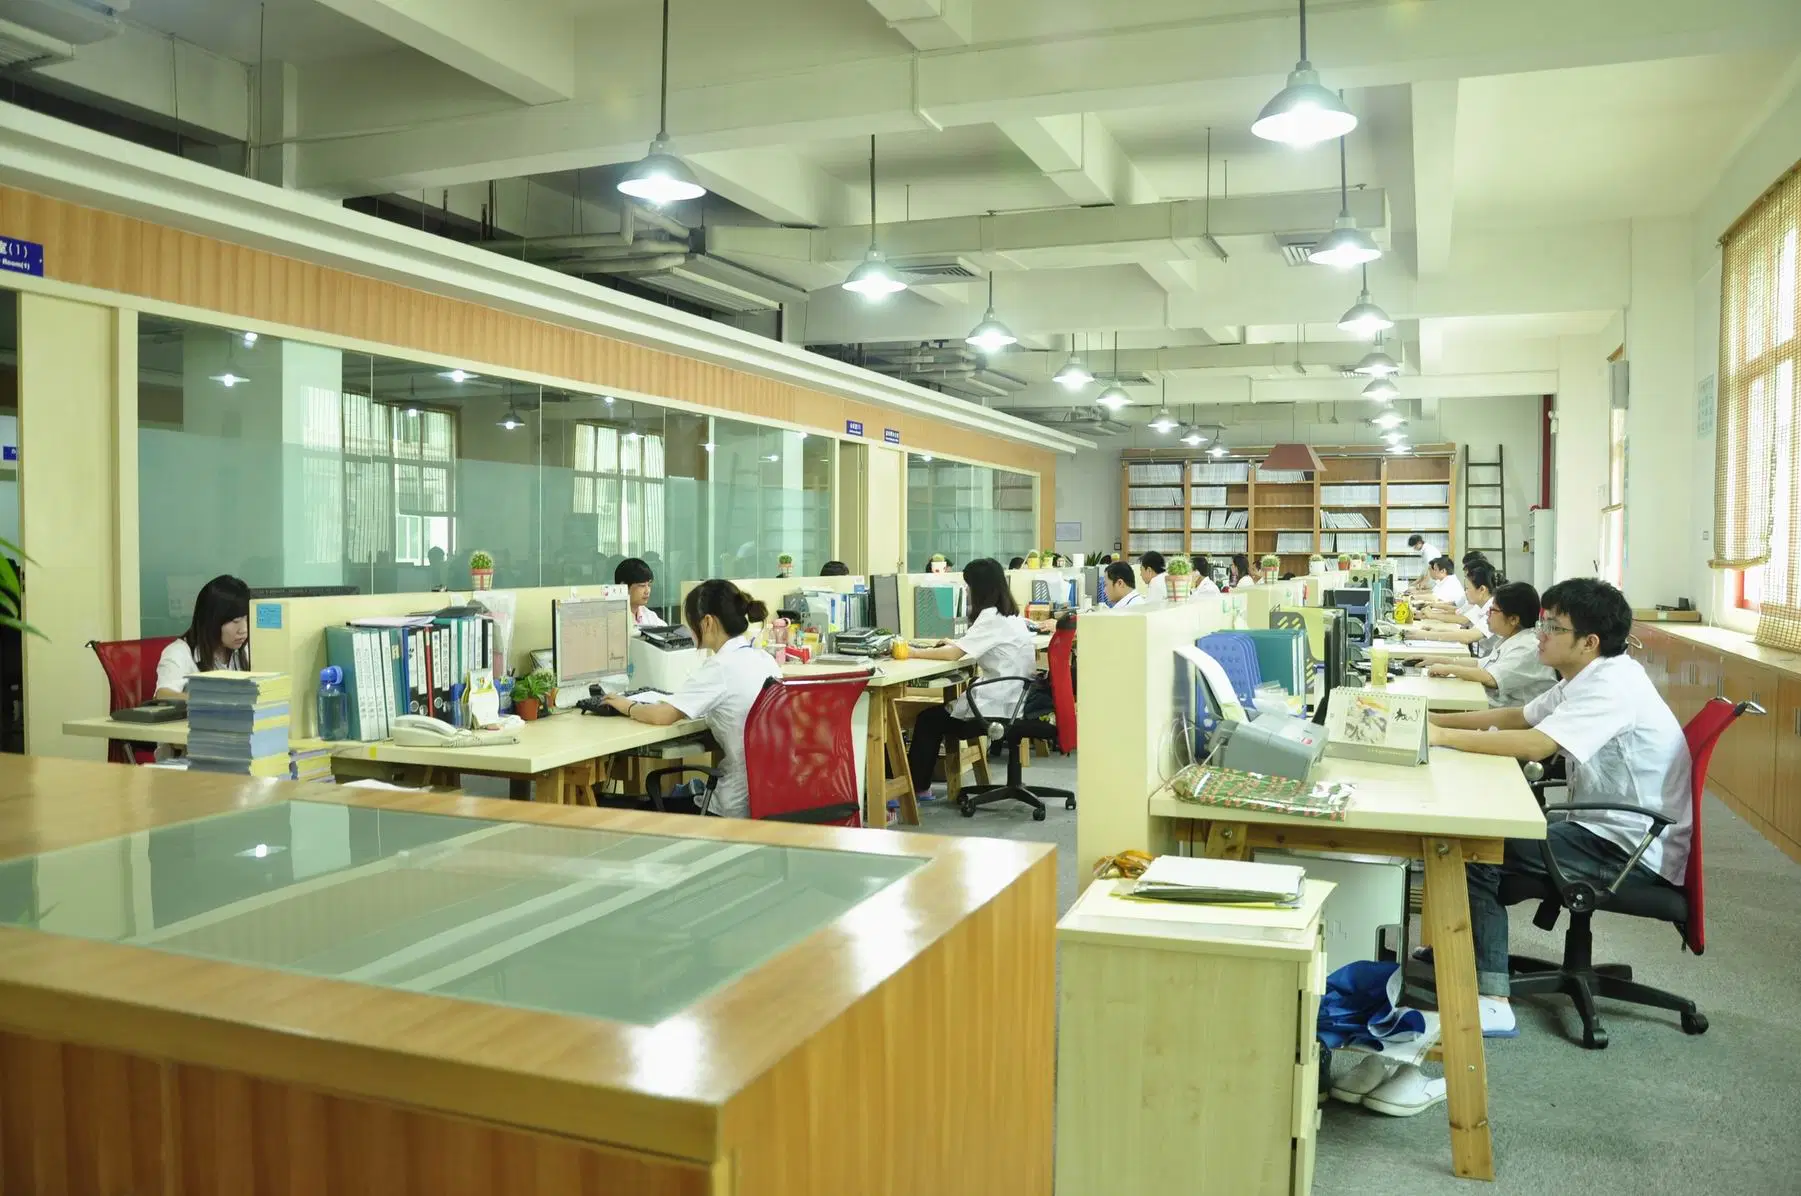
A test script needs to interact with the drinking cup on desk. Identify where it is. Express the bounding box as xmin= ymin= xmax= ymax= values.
xmin=1368 ymin=645 xmax=1390 ymax=686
